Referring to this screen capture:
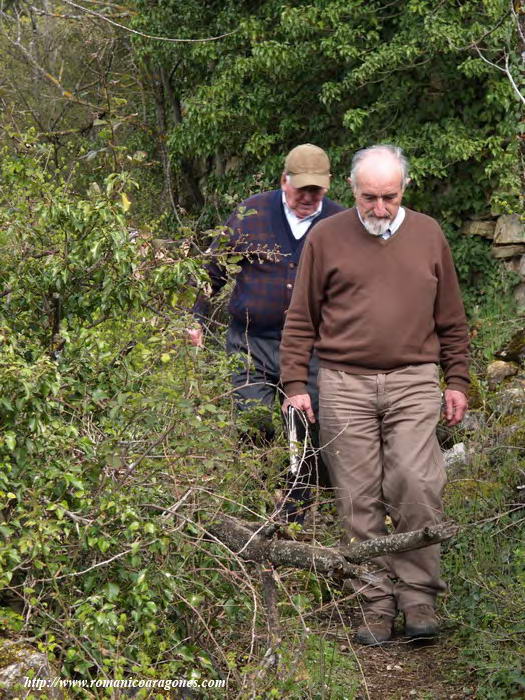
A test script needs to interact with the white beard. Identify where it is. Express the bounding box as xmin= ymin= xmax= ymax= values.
xmin=363 ymin=217 xmax=391 ymax=237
